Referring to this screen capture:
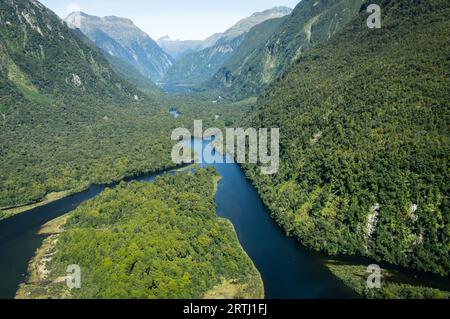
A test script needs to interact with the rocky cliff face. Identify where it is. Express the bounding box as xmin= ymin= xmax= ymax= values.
xmin=65 ymin=12 xmax=173 ymax=81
